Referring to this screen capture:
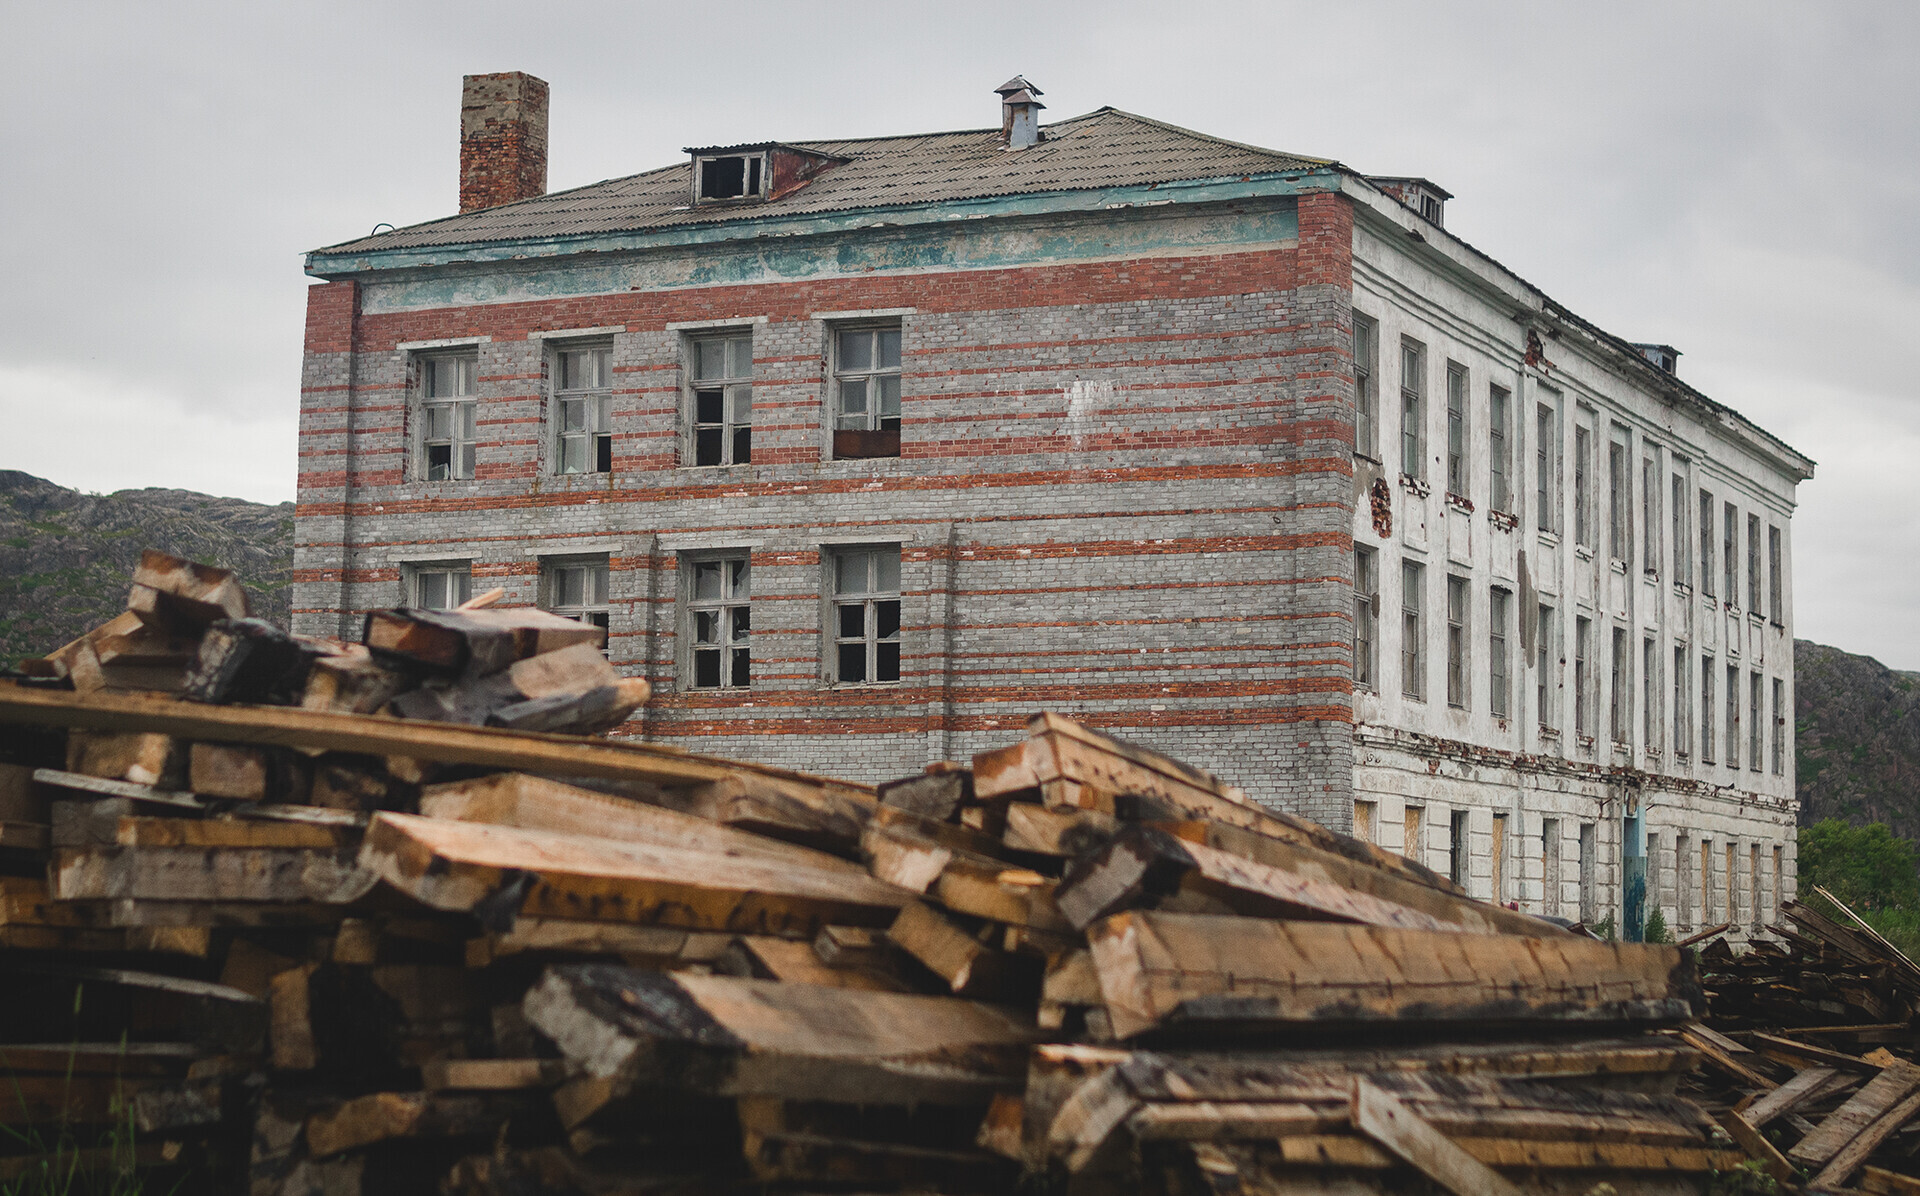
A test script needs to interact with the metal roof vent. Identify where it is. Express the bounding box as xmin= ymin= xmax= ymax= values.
xmin=995 ymin=75 xmax=1045 ymax=150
